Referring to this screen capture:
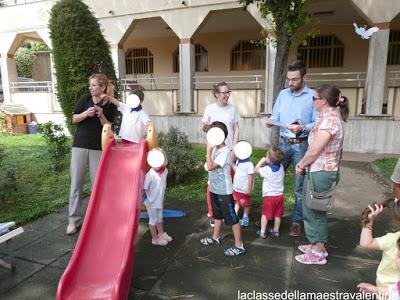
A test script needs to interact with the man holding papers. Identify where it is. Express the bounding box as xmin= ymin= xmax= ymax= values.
xmin=265 ymin=60 xmax=317 ymax=237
